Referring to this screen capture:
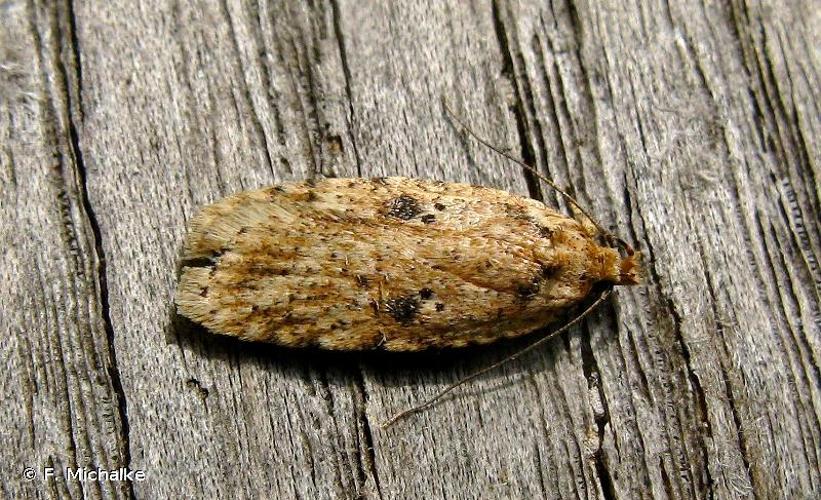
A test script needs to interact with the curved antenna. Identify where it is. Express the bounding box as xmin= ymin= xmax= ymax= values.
xmin=442 ymin=98 xmax=634 ymax=257
xmin=382 ymin=287 xmax=613 ymax=428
